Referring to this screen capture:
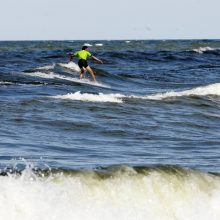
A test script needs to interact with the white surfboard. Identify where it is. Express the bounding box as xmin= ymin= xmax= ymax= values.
xmin=23 ymin=71 xmax=110 ymax=88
